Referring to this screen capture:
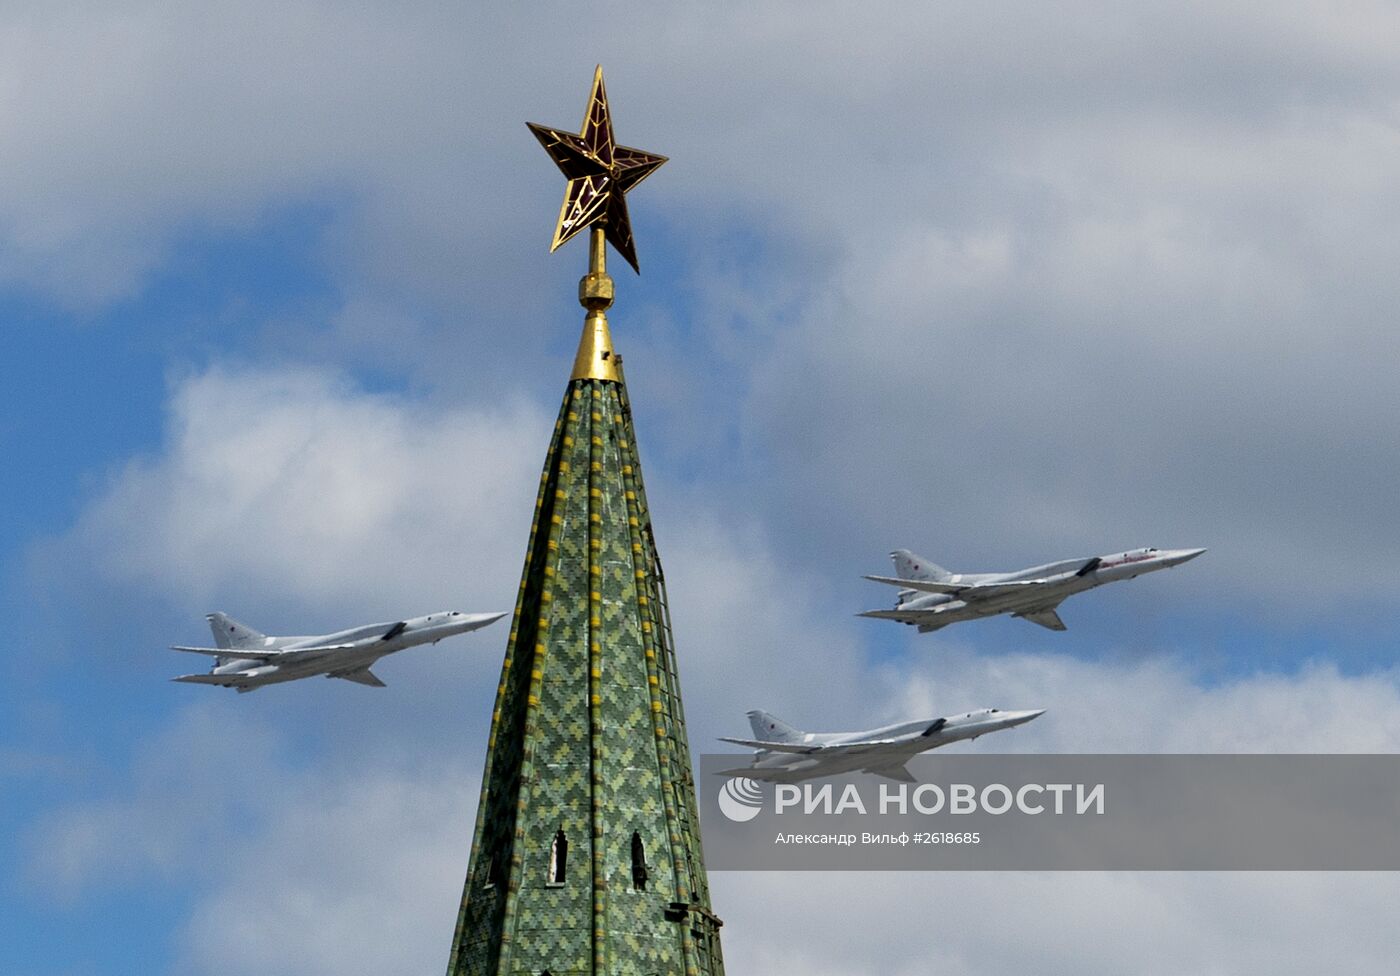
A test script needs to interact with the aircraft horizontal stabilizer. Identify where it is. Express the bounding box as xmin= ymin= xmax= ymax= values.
xmin=333 ymin=667 xmax=386 ymax=688
xmin=863 ymin=574 xmax=964 ymax=594
xmin=718 ymin=736 xmax=820 ymax=754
